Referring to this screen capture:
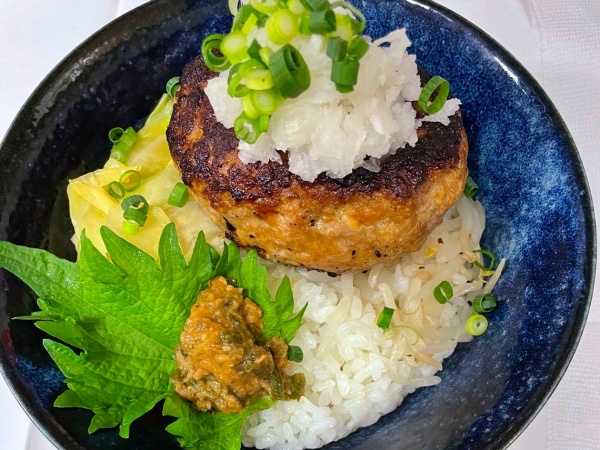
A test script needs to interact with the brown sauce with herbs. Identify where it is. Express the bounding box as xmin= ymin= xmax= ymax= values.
xmin=172 ymin=276 xmax=304 ymax=413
